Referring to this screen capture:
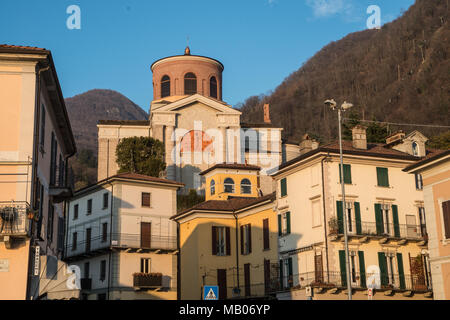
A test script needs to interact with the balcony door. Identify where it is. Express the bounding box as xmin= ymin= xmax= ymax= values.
xmin=141 ymin=222 xmax=151 ymax=249
xmin=314 ymin=254 xmax=324 ymax=283
xmin=406 ymin=215 xmax=418 ymax=238
xmin=85 ymin=228 xmax=91 ymax=252
xmin=217 ymin=269 xmax=227 ymax=300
